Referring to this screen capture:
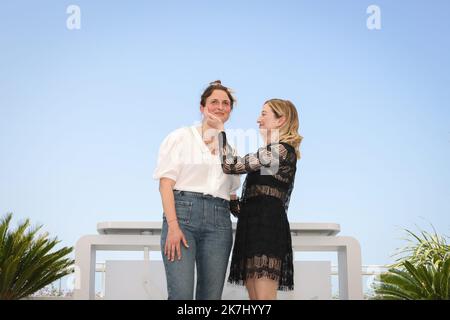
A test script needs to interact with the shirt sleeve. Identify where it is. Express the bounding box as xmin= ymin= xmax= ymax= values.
xmin=218 ymin=131 xmax=288 ymax=175
xmin=152 ymin=130 xmax=183 ymax=181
